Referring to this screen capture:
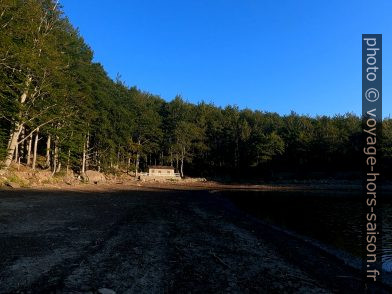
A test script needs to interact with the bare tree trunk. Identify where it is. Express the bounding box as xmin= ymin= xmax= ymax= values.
xmin=180 ymin=147 xmax=185 ymax=178
xmin=14 ymin=140 xmax=19 ymax=164
xmin=66 ymin=149 xmax=71 ymax=175
xmin=32 ymin=128 xmax=39 ymax=170
xmin=54 ymin=137 xmax=60 ymax=173
xmin=81 ymin=138 xmax=86 ymax=174
xmin=85 ymin=132 xmax=90 ymax=171
xmin=27 ymin=135 xmax=32 ymax=165
xmin=3 ymin=77 xmax=32 ymax=168
xmin=55 ymin=147 xmax=61 ymax=173
xmin=52 ymin=146 xmax=57 ymax=175
xmin=18 ymin=126 xmax=26 ymax=163
xmin=46 ymin=135 xmax=51 ymax=168
xmin=5 ymin=124 xmax=23 ymax=167
xmin=15 ymin=128 xmax=21 ymax=169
